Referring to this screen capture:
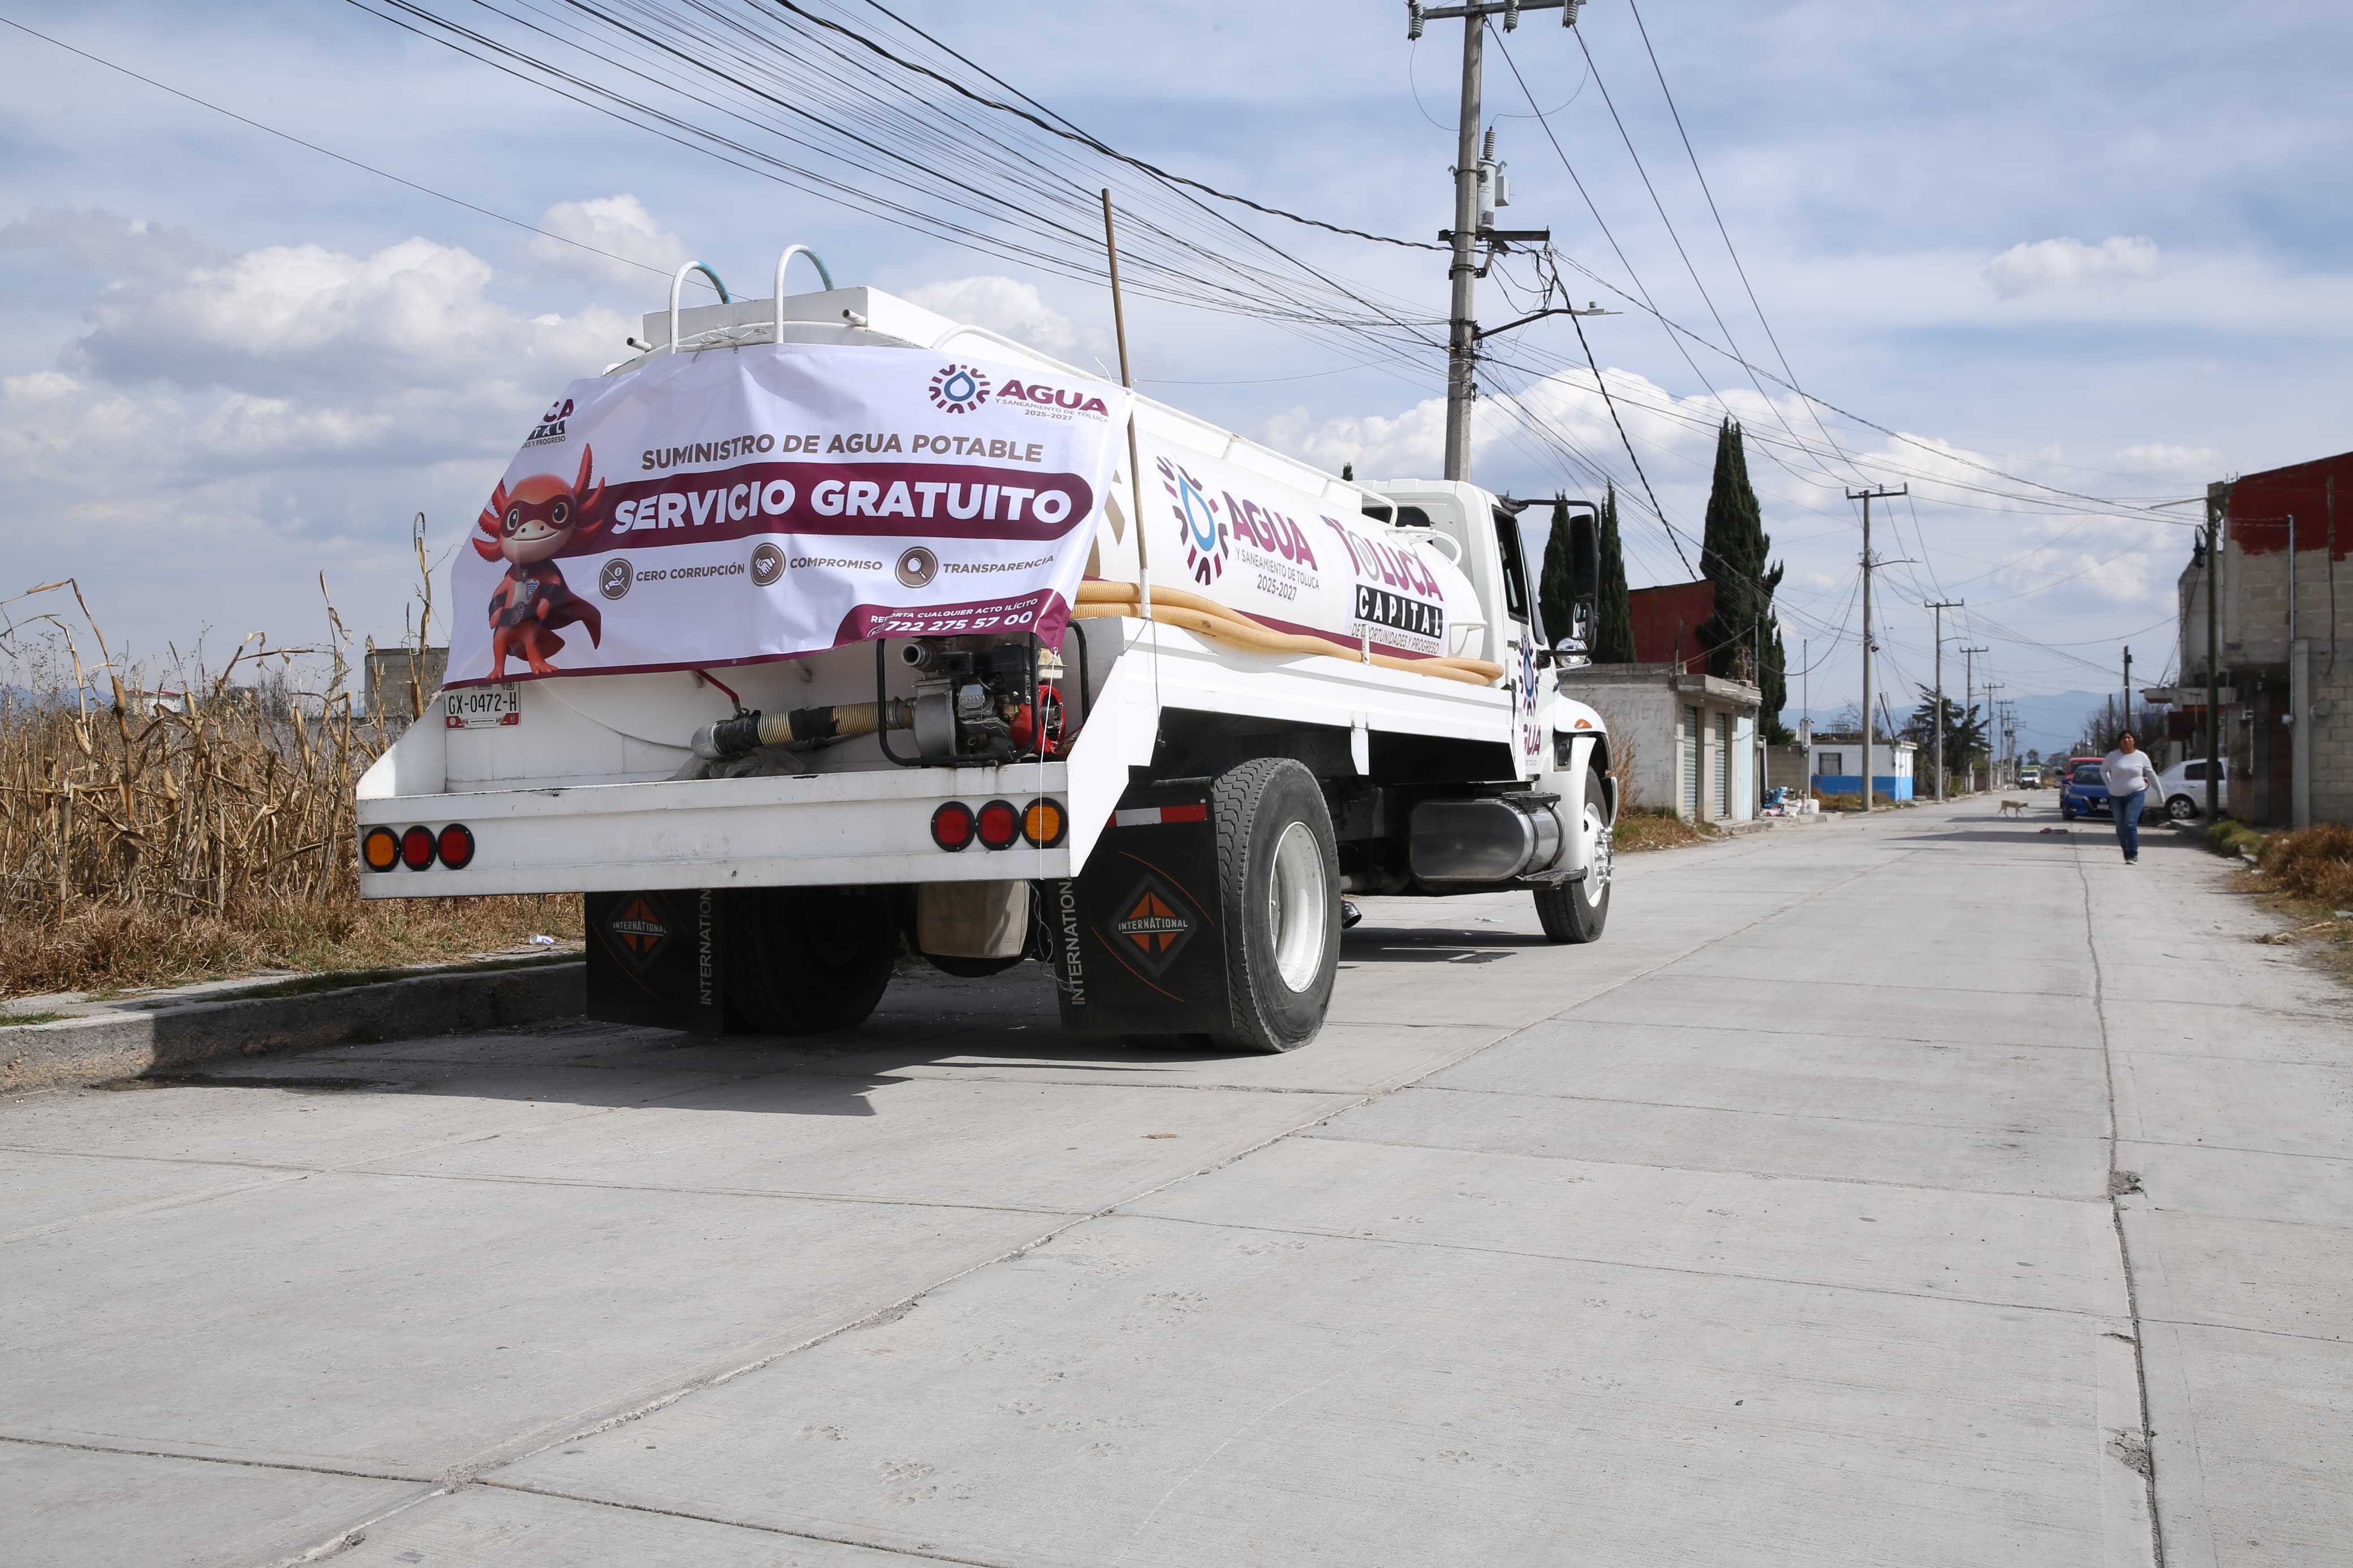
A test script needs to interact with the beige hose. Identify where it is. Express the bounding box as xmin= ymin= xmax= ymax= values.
xmin=1071 ymin=580 xmax=1503 ymax=687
